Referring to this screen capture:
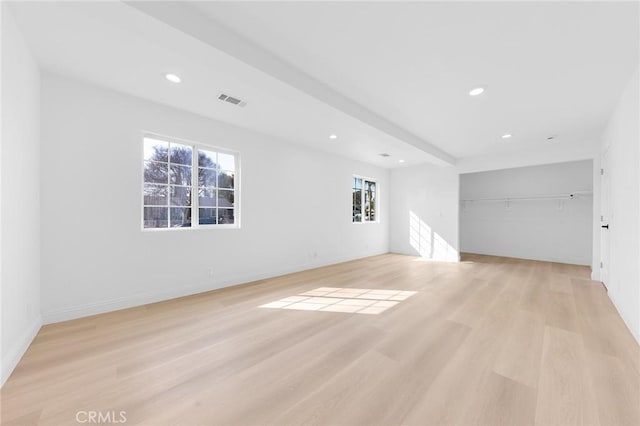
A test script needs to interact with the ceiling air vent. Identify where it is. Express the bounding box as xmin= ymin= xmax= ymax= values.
xmin=218 ymin=93 xmax=247 ymax=108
